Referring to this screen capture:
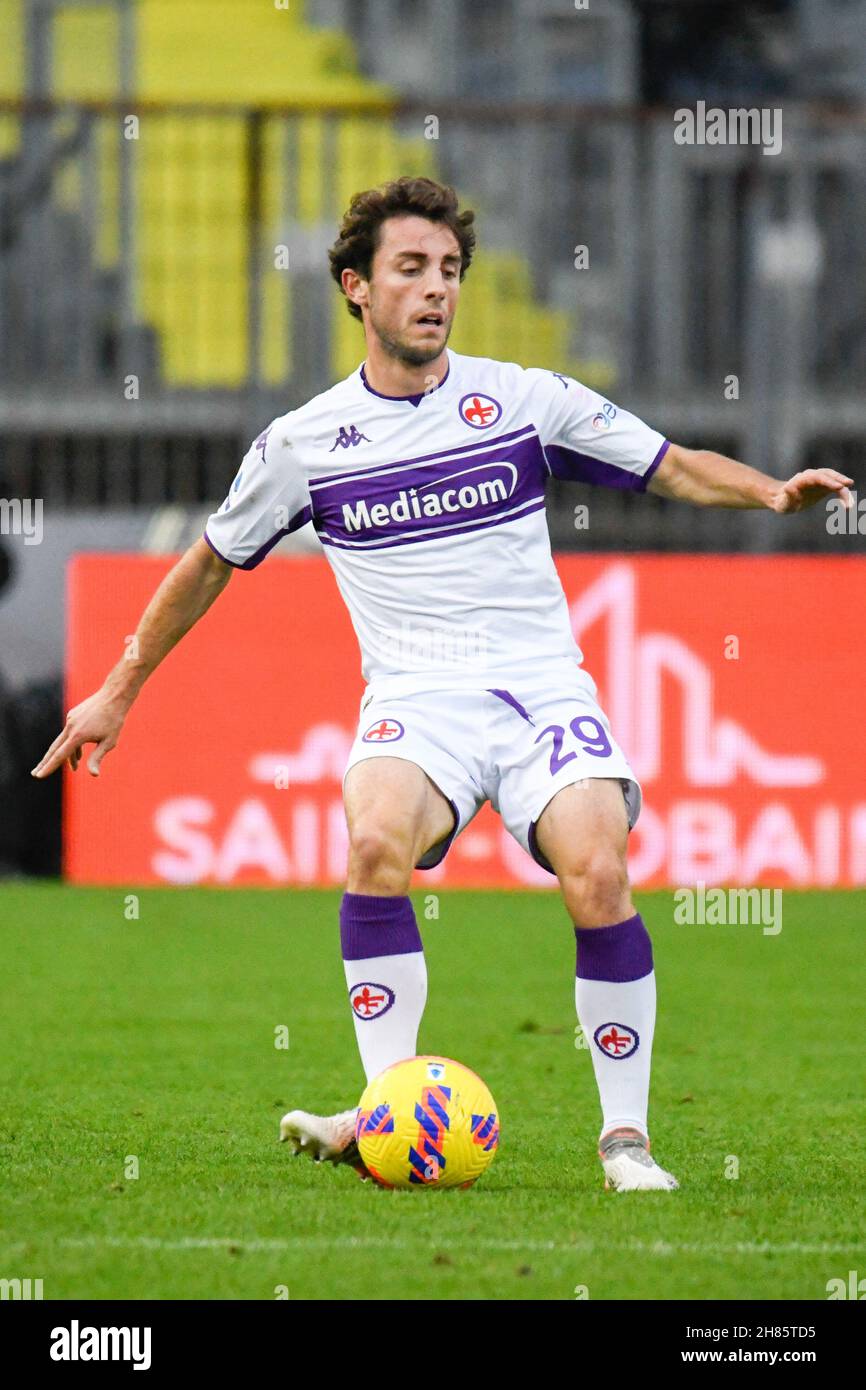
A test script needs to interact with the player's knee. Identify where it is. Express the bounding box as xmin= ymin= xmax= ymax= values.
xmin=559 ymin=849 xmax=630 ymax=925
xmin=347 ymin=824 xmax=414 ymax=893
